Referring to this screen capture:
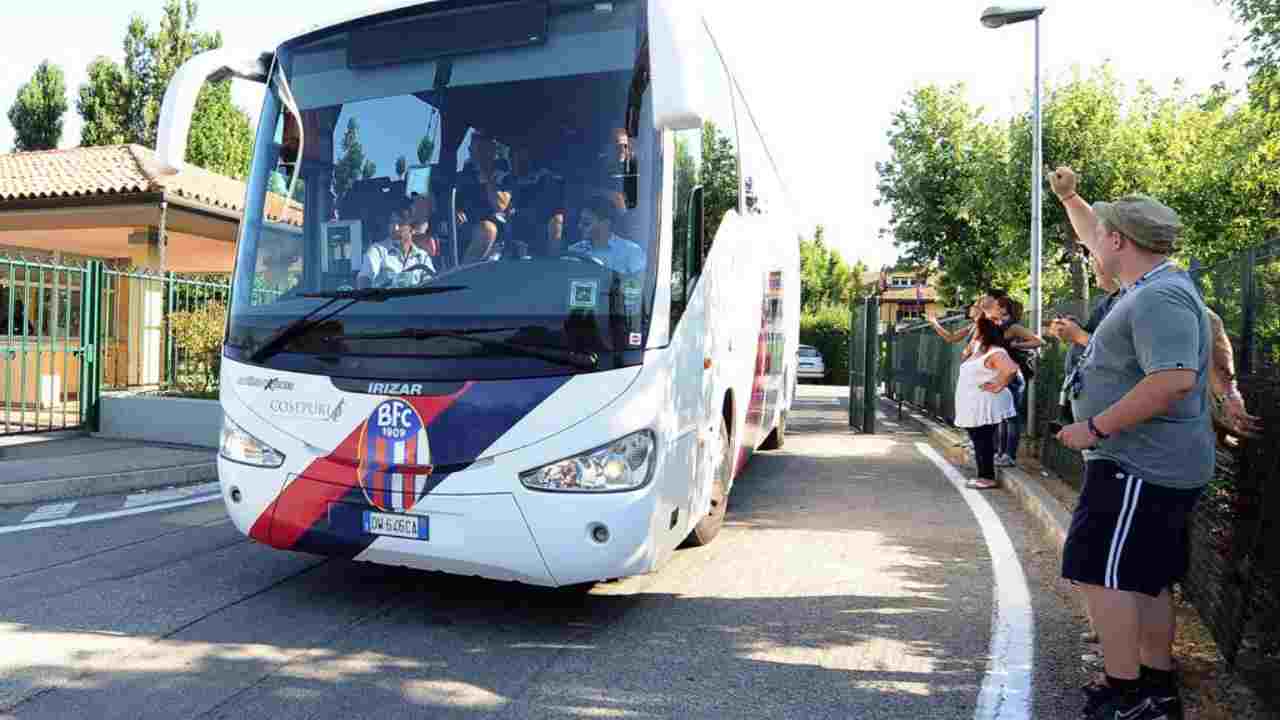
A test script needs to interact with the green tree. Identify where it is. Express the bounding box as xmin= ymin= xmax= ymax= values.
xmin=75 ymin=0 xmax=252 ymax=178
xmin=77 ymin=58 xmax=130 ymax=146
xmin=334 ymin=118 xmax=370 ymax=198
xmin=1223 ymin=0 xmax=1280 ymax=89
xmin=799 ymin=225 xmax=863 ymax=312
xmin=186 ymin=79 xmax=253 ymax=177
xmin=875 ymin=83 xmax=1016 ymax=304
xmin=8 ymin=61 xmax=68 ymax=151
